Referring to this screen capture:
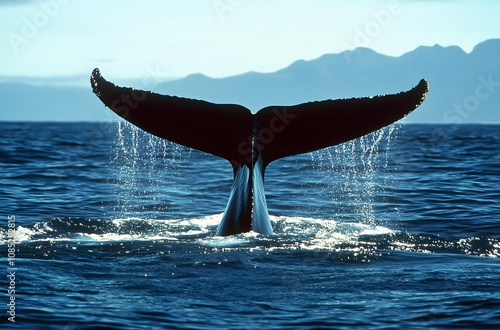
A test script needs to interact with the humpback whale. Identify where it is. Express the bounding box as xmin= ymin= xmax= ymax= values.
xmin=91 ymin=68 xmax=428 ymax=236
